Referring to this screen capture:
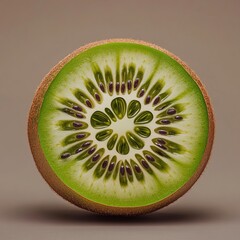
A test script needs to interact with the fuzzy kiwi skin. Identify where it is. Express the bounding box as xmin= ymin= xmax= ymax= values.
xmin=28 ymin=39 xmax=215 ymax=216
